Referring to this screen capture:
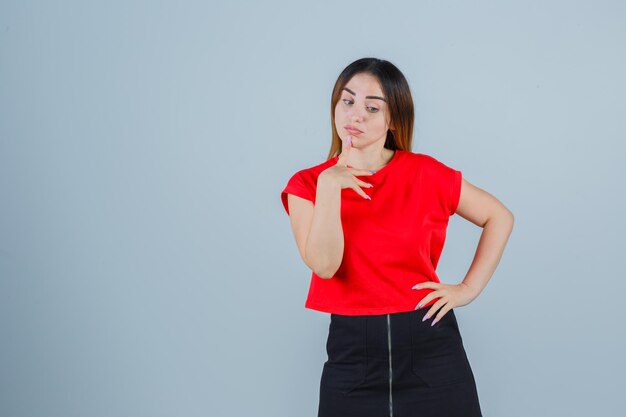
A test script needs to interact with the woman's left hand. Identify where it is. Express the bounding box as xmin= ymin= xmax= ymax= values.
xmin=411 ymin=282 xmax=477 ymax=326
